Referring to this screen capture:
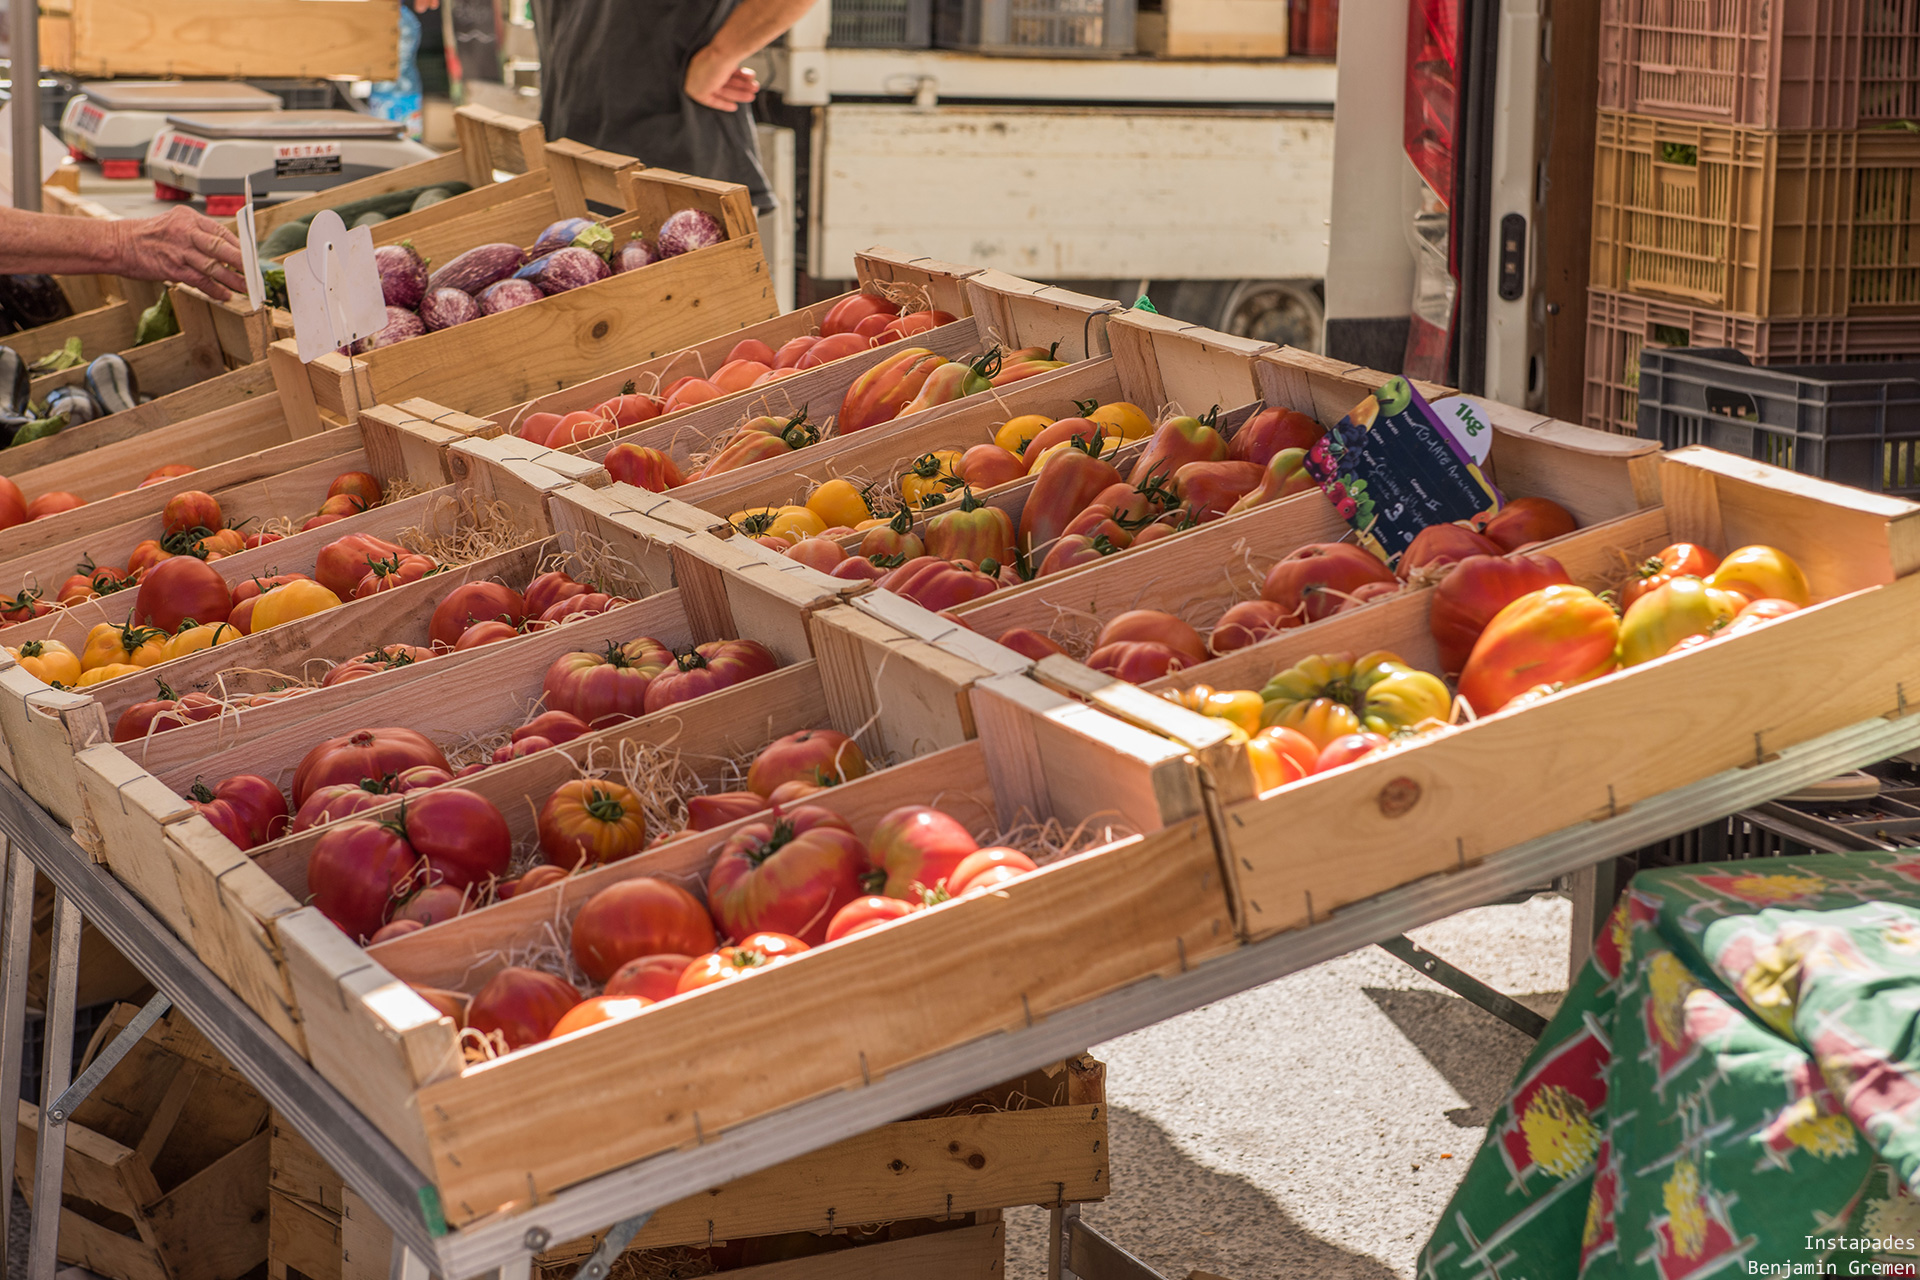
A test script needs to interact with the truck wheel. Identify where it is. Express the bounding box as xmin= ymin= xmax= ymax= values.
xmin=1218 ymin=280 xmax=1325 ymax=353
